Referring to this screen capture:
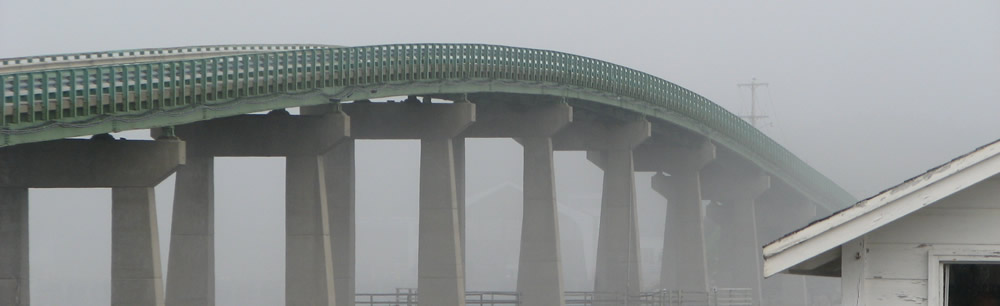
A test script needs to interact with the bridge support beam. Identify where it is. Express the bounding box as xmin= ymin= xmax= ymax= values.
xmin=418 ymin=138 xmax=466 ymax=306
xmin=0 ymin=187 xmax=28 ymax=306
xmin=702 ymin=164 xmax=770 ymax=304
xmin=755 ymin=186 xmax=816 ymax=305
xmin=517 ymin=137 xmax=566 ymax=306
xmin=111 ymin=187 xmax=165 ymax=306
xmin=165 ymin=156 xmax=214 ymax=306
xmin=323 ymin=140 xmax=356 ymax=306
xmin=648 ymin=140 xmax=715 ymax=293
xmin=410 ymin=101 xmax=475 ymax=306
xmin=570 ymin=118 xmax=651 ymax=304
xmin=511 ymin=101 xmax=572 ymax=306
xmin=593 ymin=149 xmax=642 ymax=303
xmin=0 ymin=138 xmax=184 ymax=306
xmin=286 ymin=155 xmax=336 ymax=305
xmin=454 ymin=137 xmax=466 ymax=283
xmin=162 ymin=110 xmax=350 ymax=306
